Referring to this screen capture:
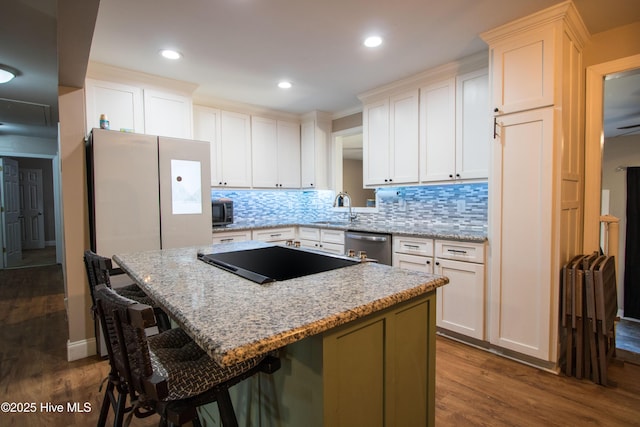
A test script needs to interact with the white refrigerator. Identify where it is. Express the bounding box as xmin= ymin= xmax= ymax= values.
xmin=87 ymin=128 xmax=212 ymax=259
